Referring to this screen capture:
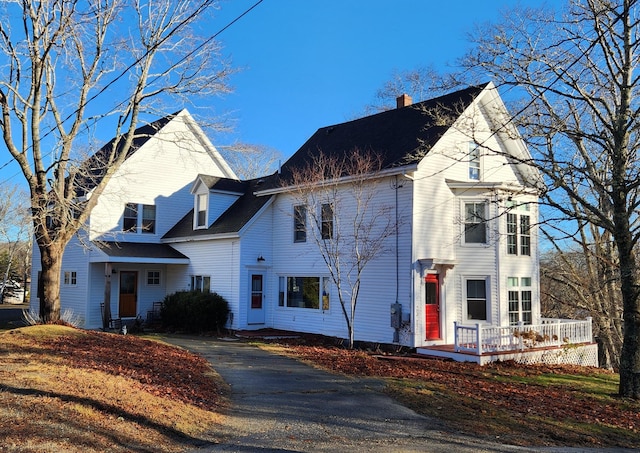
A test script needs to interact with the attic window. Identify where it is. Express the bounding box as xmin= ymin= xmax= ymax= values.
xmin=196 ymin=193 xmax=208 ymax=229
xmin=468 ymin=142 xmax=481 ymax=180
